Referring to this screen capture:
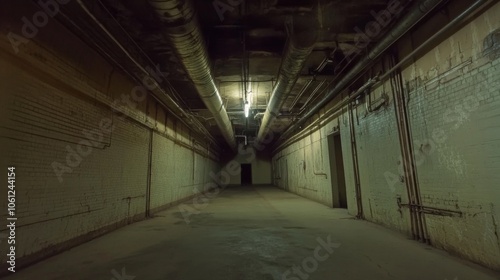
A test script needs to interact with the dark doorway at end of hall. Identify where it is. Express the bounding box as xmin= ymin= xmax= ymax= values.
xmin=241 ymin=163 xmax=252 ymax=185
